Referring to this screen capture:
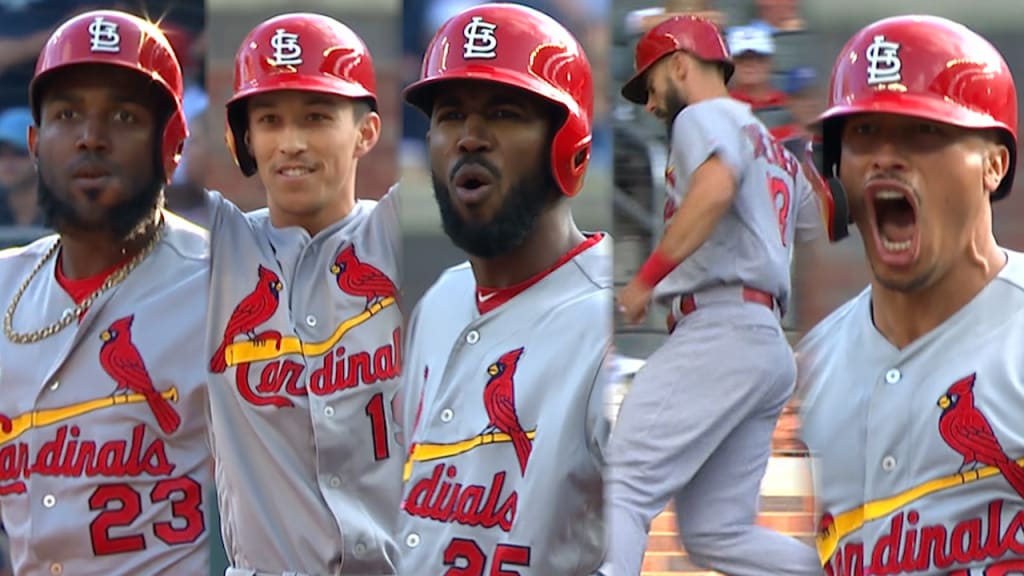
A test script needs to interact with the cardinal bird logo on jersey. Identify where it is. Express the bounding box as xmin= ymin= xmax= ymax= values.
xmin=331 ymin=244 xmax=398 ymax=311
xmin=99 ymin=315 xmax=181 ymax=435
xmin=938 ymin=373 xmax=1024 ymax=499
xmin=210 ymin=264 xmax=284 ymax=373
xmin=482 ymin=347 xmax=533 ymax=476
